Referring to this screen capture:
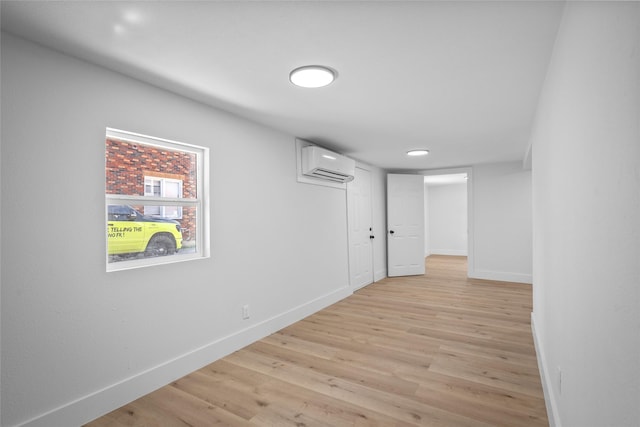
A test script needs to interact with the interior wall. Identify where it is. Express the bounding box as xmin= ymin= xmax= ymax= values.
xmin=0 ymin=33 xmax=359 ymax=427
xmin=471 ymin=161 xmax=532 ymax=283
xmin=426 ymin=183 xmax=468 ymax=256
xmin=530 ymin=3 xmax=640 ymax=426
